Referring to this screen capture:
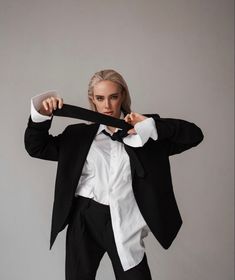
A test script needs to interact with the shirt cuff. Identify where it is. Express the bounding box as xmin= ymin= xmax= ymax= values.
xmin=30 ymin=90 xmax=58 ymax=123
xmin=123 ymin=117 xmax=158 ymax=147
xmin=123 ymin=134 xmax=143 ymax=147
xmin=134 ymin=117 xmax=158 ymax=144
